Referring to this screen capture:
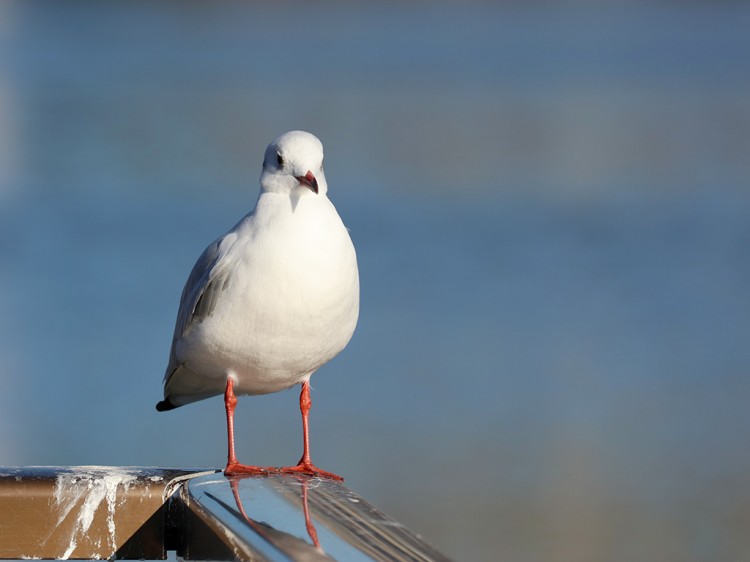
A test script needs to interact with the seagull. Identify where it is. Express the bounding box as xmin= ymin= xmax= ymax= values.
xmin=156 ymin=131 xmax=359 ymax=481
